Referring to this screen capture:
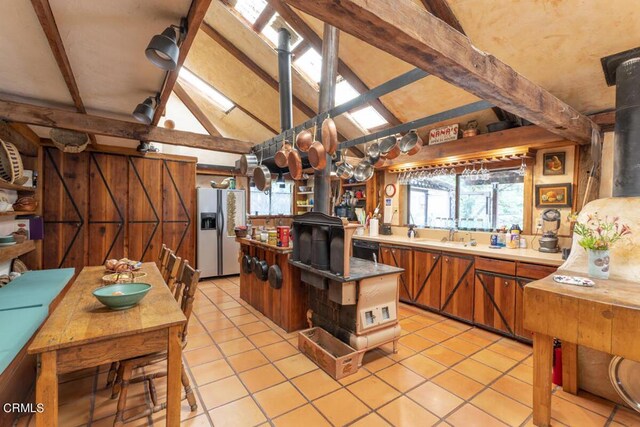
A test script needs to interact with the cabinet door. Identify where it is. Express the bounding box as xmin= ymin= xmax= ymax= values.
xmin=440 ymin=254 xmax=474 ymax=321
xmin=379 ymin=245 xmax=412 ymax=303
xmin=412 ymin=249 xmax=441 ymax=309
xmin=162 ymin=160 xmax=195 ymax=263
xmin=128 ymin=156 xmax=163 ymax=263
xmin=515 ymin=278 xmax=534 ymax=341
xmin=474 ymin=272 xmax=516 ymax=334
